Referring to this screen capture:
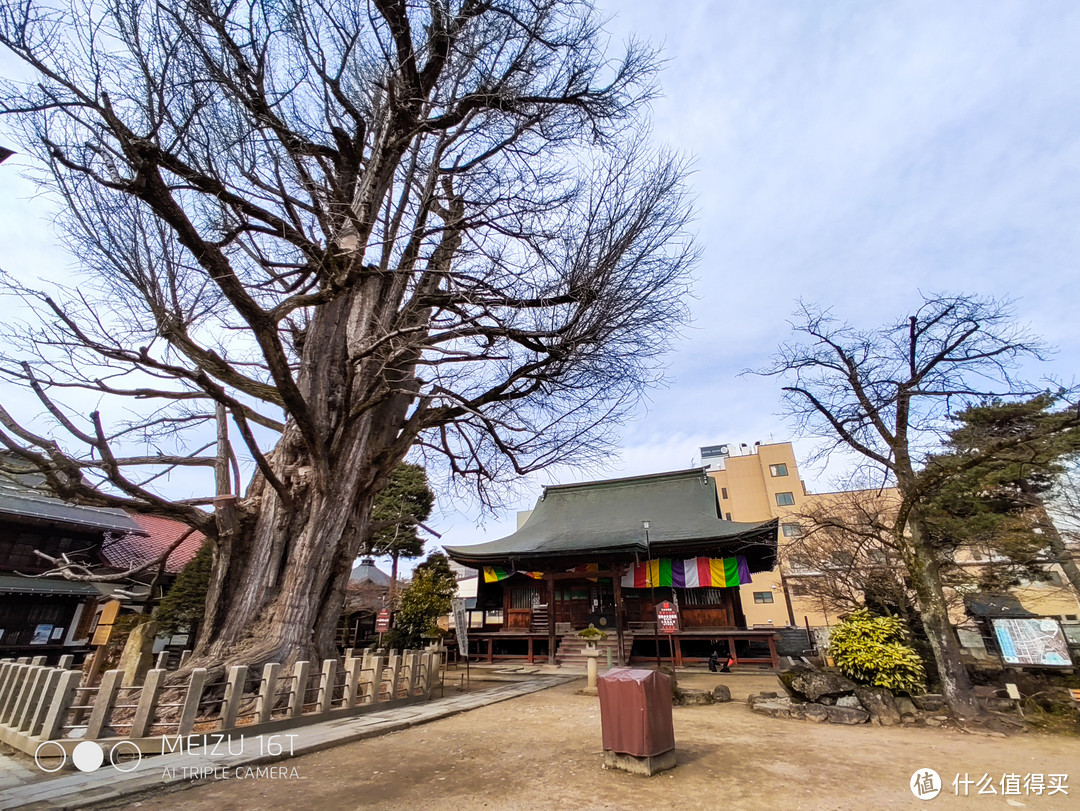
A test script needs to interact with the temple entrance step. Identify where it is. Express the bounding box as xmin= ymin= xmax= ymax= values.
xmin=555 ymin=632 xmax=634 ymax=666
